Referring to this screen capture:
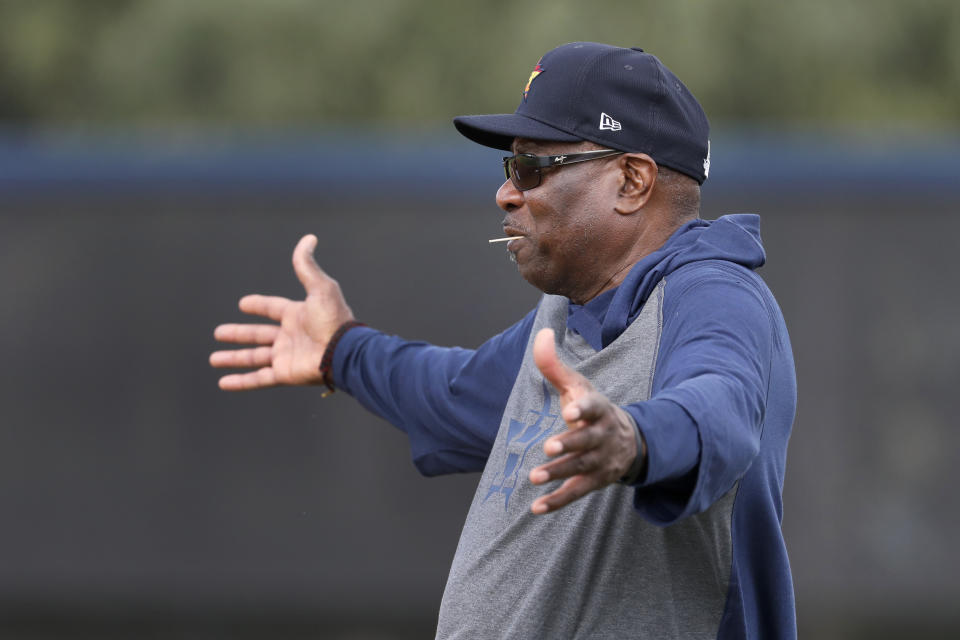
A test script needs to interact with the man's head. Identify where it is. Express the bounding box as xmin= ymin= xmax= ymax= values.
xmin=454 ymin=43 xmax=709 ymax=302
xmin=455 ymin=42 xmax=710 ymax=184
xmin=494 ymin=137 xmax=699 ymax=303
